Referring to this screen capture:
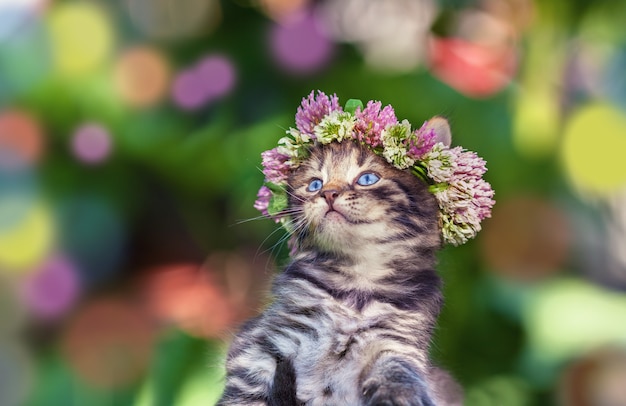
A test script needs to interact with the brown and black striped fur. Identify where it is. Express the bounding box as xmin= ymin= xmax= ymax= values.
xmin=218 ymin=140 xmax=463 ymax=405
